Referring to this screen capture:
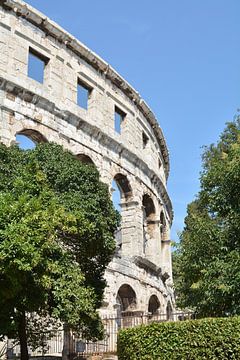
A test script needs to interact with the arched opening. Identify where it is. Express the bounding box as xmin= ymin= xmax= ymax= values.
xmin=160 ymin=211 xmax=167 ymax=241
xmin=16 ymin=129 xmax=47 ymax=150
xmin=111 ymin=179 xmax=121 ymax=213
xmin=117 ymin=284 xmax=137 ymax=314
xmin=76 ymin=153 xmax=95 ymax=166
xmin=112 ymin=173 xmax=132 ymax=210
xmin=113 ymin=173 xmax=132 ymax=200
xmin=166 ymin=301 xmax=173 ymax=321
xmin=142 ymin=194 xmax=156 ymax=253
xmin=111 ymin=174 xmax=132 ymax=252
xmin=112 ymin=179 xmax=122 ymax=250
xmin=148 ymin=295 xmax=160 ymax=316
